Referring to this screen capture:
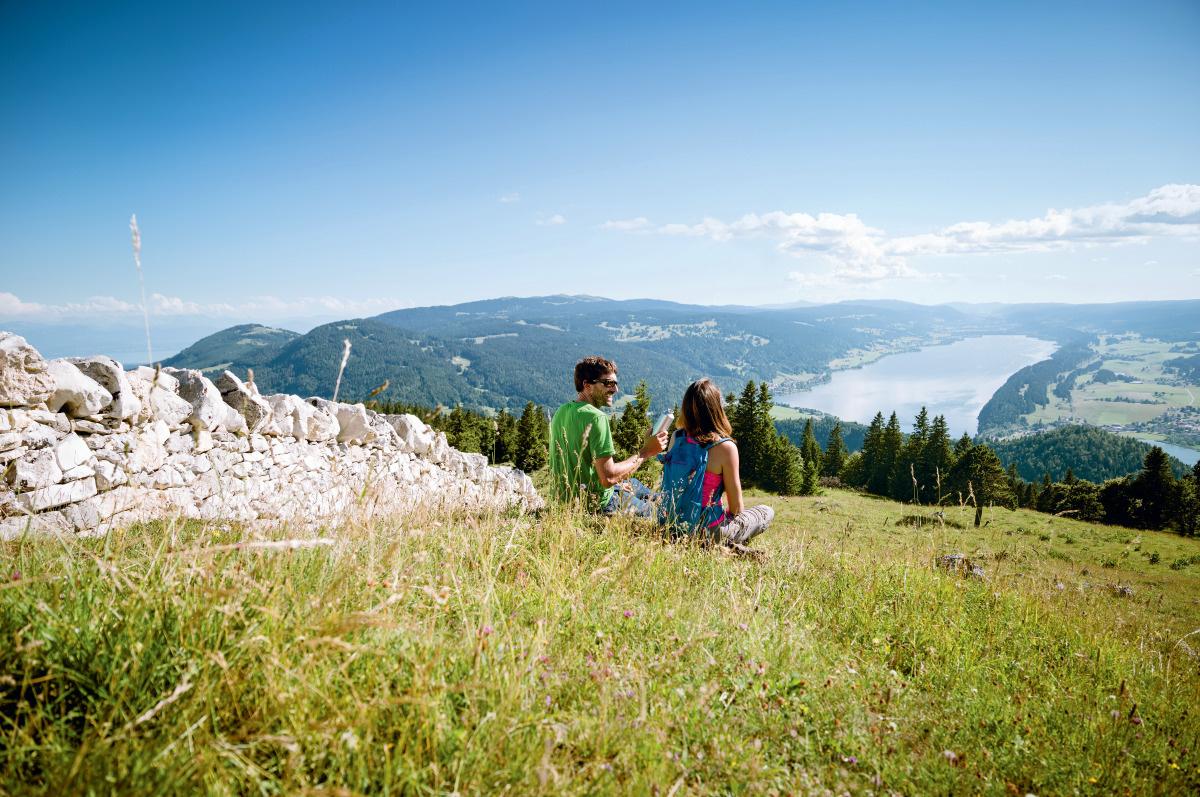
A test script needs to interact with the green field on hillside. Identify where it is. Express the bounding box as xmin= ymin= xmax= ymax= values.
xmin=3 ymin=490 xmax=1199 ymax=794
xmin=1028 ymin=336 xmax=1199 ymax=431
